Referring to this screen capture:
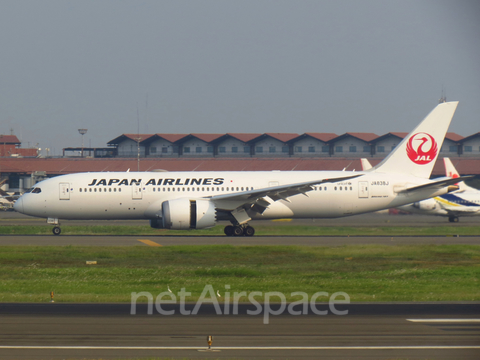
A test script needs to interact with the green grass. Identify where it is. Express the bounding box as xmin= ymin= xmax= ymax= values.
xmin=1 ymin=224 xmax=480 ymax=235
xmin=0 ymin=244 xmax=479 ymax=303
